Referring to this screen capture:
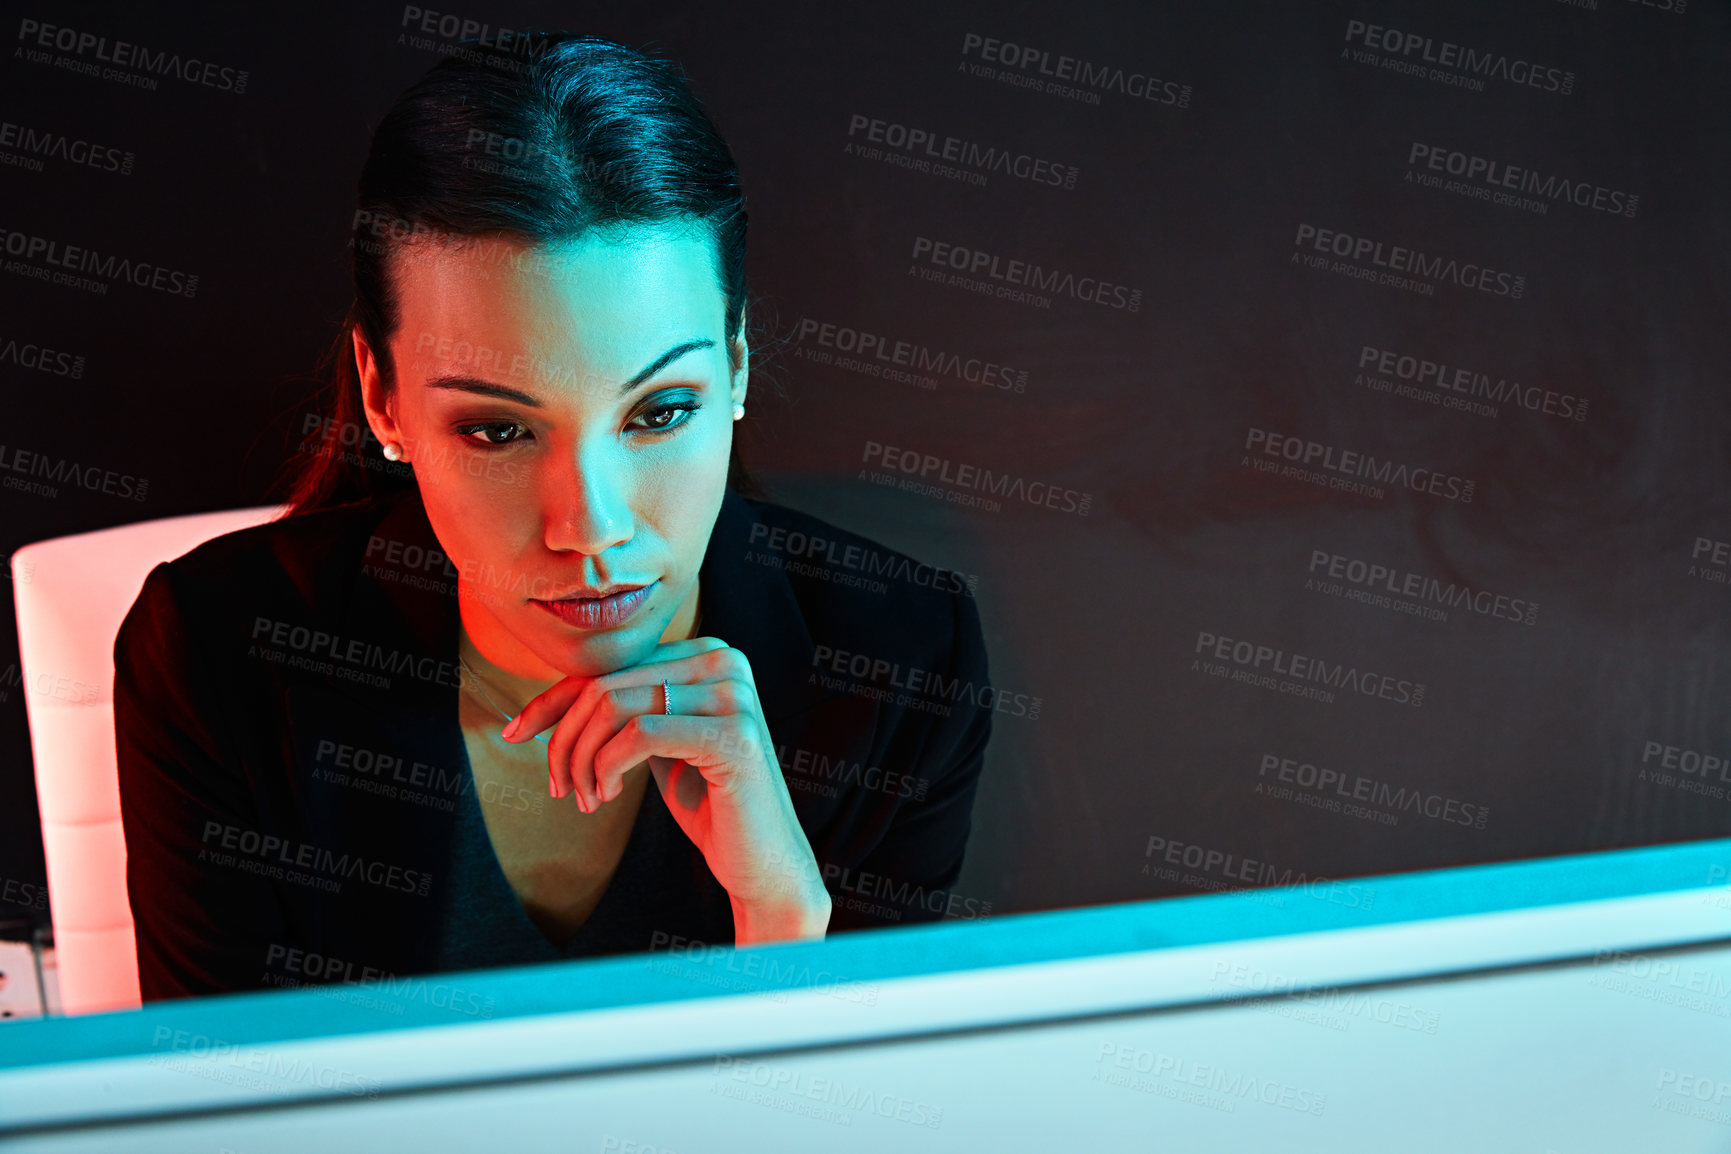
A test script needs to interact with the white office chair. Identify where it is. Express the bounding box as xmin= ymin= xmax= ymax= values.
xmin=12 ymin=504 xmax=289 ymax=1015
